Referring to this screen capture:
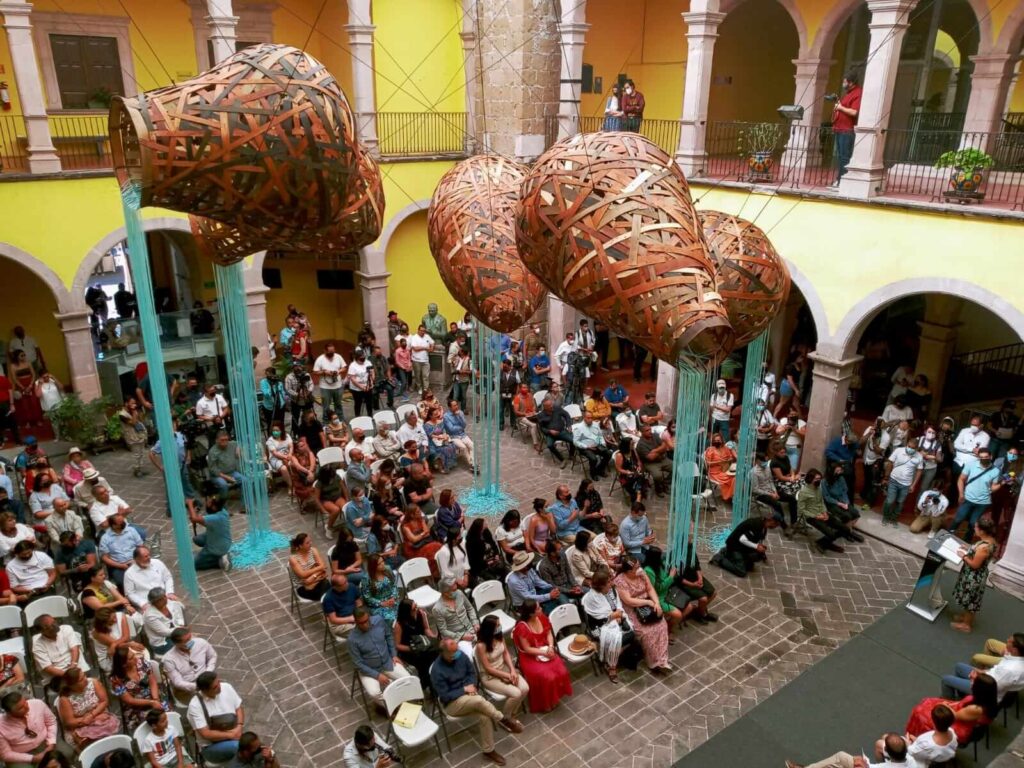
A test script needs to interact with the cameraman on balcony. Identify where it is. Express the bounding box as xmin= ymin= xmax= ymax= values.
xmin=830 ymin=71 xmax=863 ymax=187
